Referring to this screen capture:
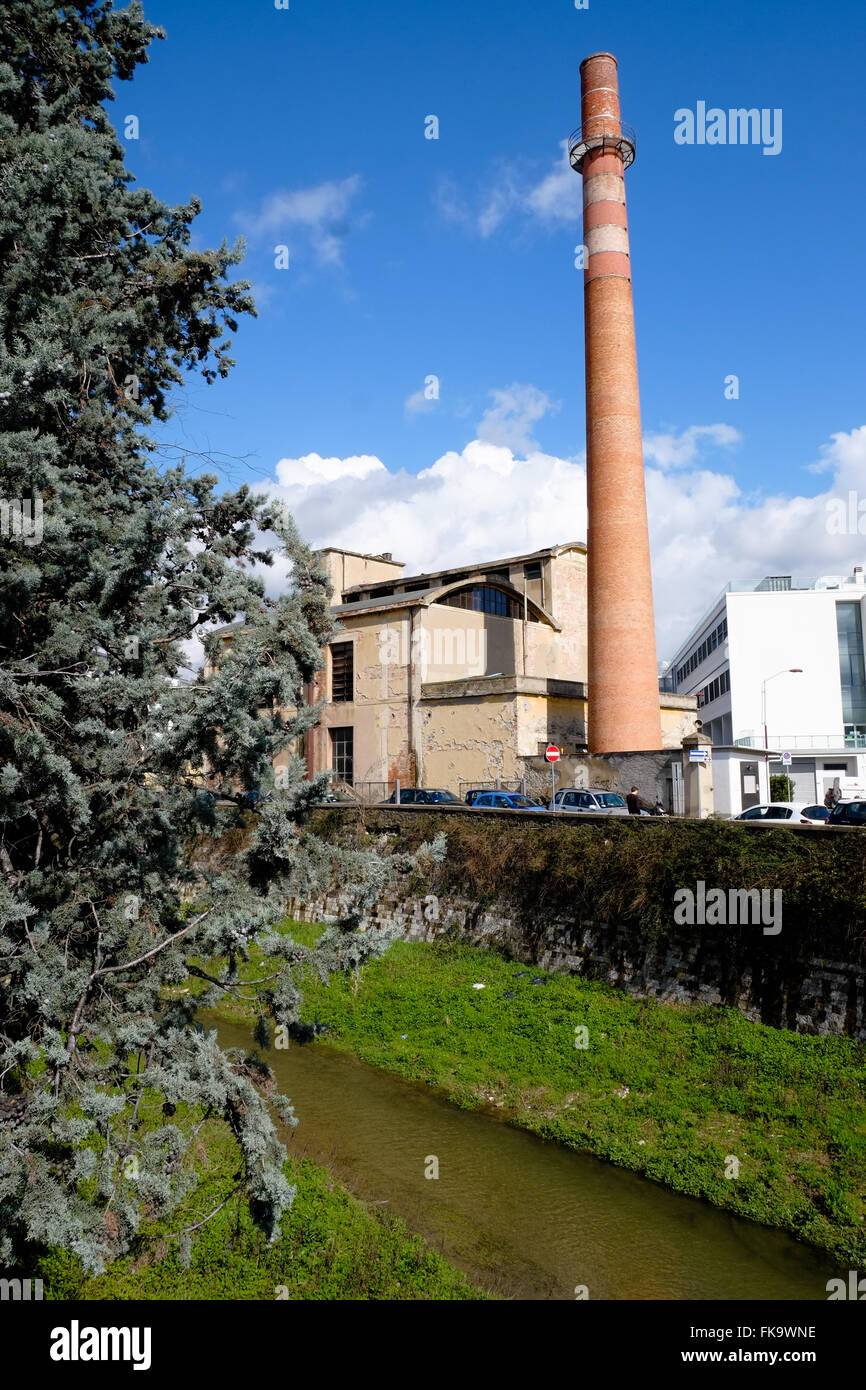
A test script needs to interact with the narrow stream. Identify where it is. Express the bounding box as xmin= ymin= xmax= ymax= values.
xmin=210 ymin=1015 xmax=840 ymax=1301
